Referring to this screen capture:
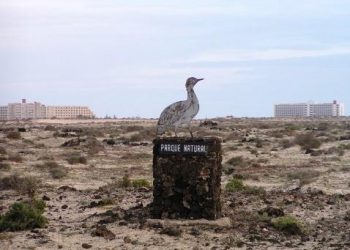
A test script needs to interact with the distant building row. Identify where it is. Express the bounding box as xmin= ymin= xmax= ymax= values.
xmin=0 ymin=99 xmax=95 ymax=120
xmin=274 ymin=100 xmax=345 ymax=118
